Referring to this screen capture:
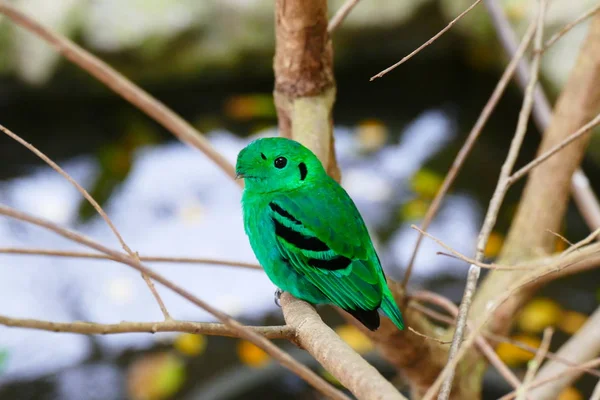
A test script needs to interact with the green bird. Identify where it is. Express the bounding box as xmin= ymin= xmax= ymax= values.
xmin=236 ymin=137 xmax=404 ymax=331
